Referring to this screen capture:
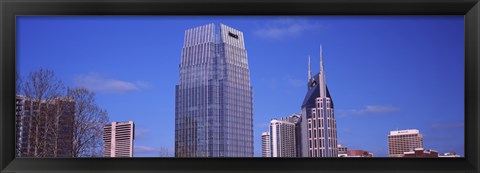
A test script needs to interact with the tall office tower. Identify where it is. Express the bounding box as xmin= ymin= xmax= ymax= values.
xmin=269 ymin=114 xmax=299 ymax=157
xmin=299 ymin=46 xmax=338 ymax=157
xmin=15 ymin=95 xmax=75 ymax=157
xmin=104 ymin=121 xmax=135 ymax=157
xmin=261 ymin=132 xmax=271 ymax=157
xmin=175 ymin=23 xmax=253 ymax=157
xmin=388 ymin=129 xmax=423 ymax=157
